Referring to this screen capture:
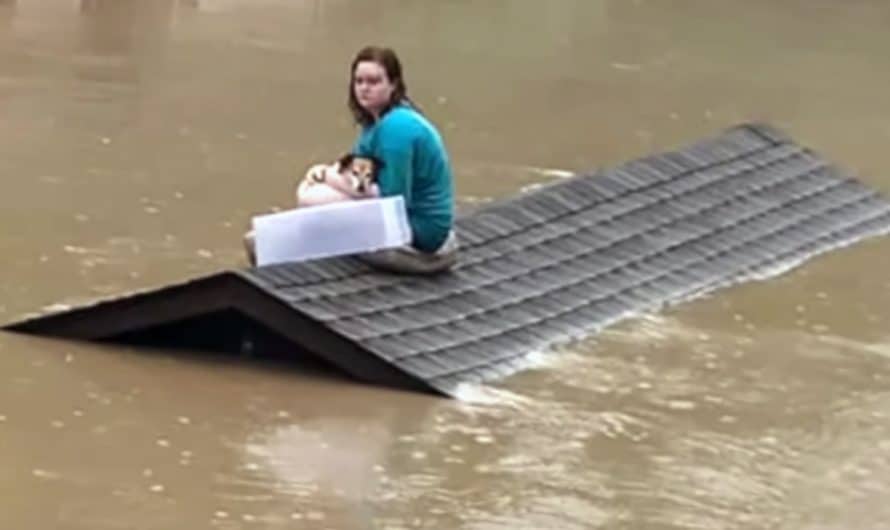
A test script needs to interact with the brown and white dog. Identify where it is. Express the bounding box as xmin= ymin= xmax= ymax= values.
xmin=296 ymin=154 xmax=382 ymax=208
